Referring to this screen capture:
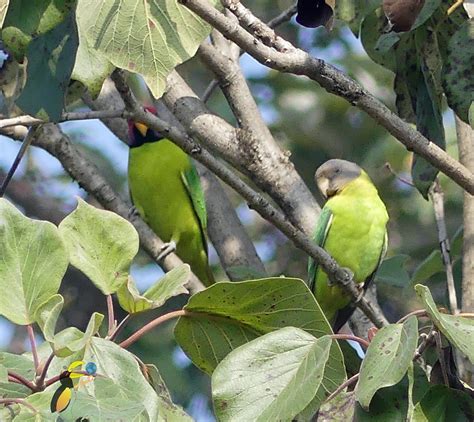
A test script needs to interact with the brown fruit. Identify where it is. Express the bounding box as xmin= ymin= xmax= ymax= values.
xmin=383 ymin=0 xmax=425 ymax=32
